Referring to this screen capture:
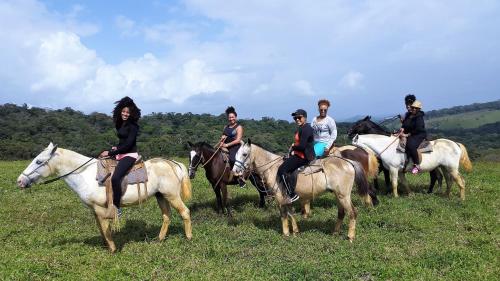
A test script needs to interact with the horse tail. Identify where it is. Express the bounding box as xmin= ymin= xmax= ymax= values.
xmin=366 ymin=149 xmax=380 ymax=179
xmin=167 ymin=160 xmax=192 ymax=201
xmin=458 ymin=143 xmax=473 ymax=173
xmin=348 ymin=159 xmax=379 ymax=207
xmin=179 ymin=163 xmax=192 ymax=201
